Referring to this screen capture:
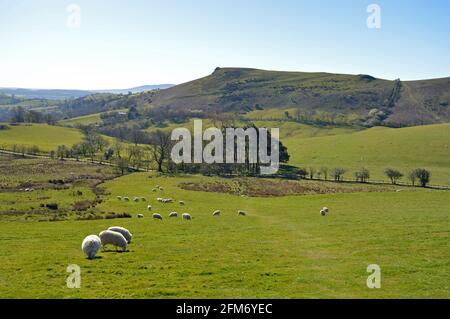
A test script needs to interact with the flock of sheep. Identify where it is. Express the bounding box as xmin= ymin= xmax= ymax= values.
xmin=81 ymin=183 xmax=331 ymax=259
